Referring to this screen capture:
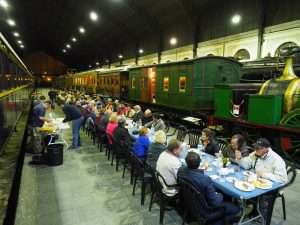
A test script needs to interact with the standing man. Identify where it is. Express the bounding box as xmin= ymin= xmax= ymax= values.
xmin=29 ymin=98 xmax=52 ymax=153
xmin=48 ymin=89 xmax=57 ymax=108
xmin=59 ymin=100 xmax=83 ymax=150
